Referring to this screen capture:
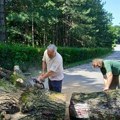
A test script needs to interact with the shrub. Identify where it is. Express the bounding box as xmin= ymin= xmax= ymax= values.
xmin=0 ymin=44 xmax=111 ymax=71
xmin=58 ymin=47 xmax=111 ymax=66
xmin=0 ymin=44 xmax=44 ymax=71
